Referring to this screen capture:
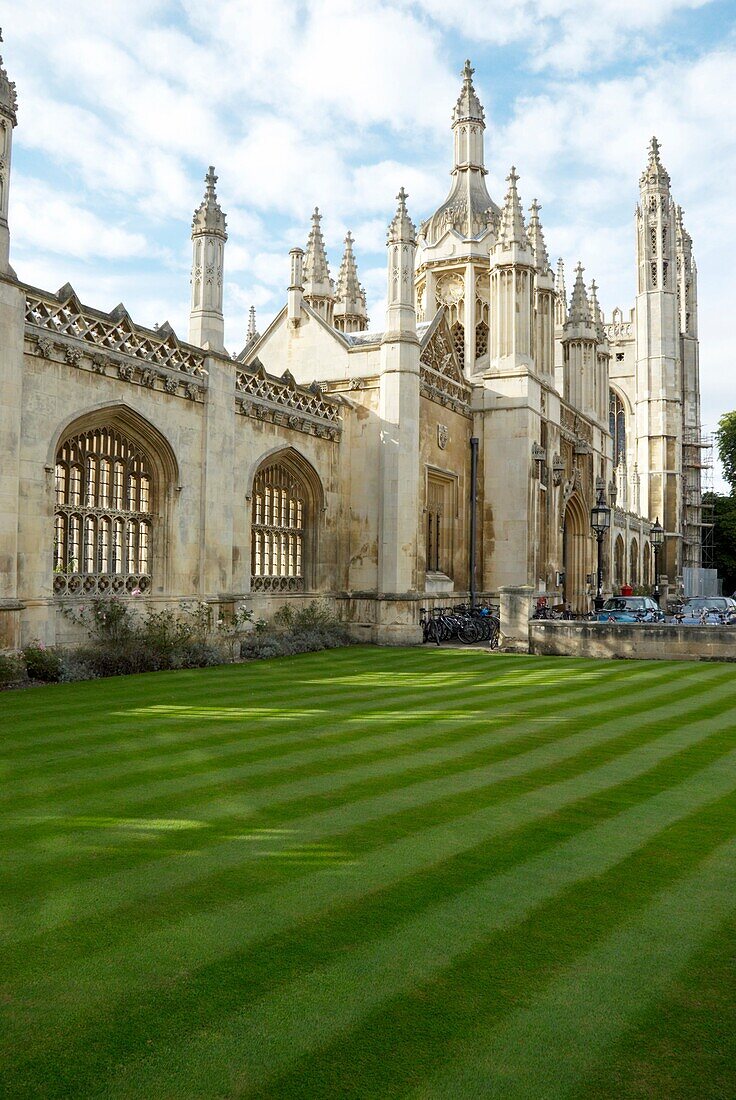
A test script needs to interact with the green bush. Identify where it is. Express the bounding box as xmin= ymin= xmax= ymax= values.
xmin=22 ymin=643 xmax=63 ymax=683
xmin=0 ymin=653 xmax=26 ymax=687
xmin=240 ymin=601 xmax=351 ymax=660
